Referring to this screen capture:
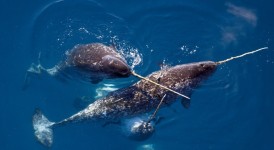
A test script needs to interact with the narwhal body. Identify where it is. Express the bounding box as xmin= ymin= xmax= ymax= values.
xmin=33 ymin=61 xmax=217 ymax=147
xmin=26 ymin=43 xmax=131 ymax=85
xmin=58 ymin=61 xmax=216 ymax=121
